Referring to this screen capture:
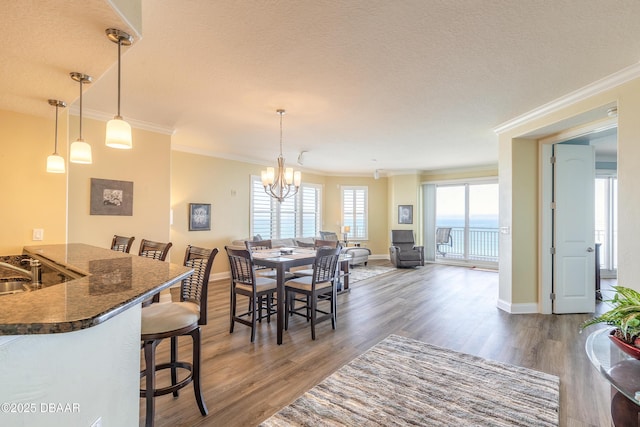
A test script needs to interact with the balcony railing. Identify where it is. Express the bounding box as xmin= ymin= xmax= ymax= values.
xmin=436 ymin=227 xmax=499 ymax=263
